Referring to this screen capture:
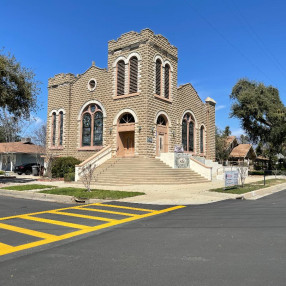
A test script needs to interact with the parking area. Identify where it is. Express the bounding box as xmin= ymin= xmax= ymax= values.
xmin=0 ymin=201 xmax=184 ymax=256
